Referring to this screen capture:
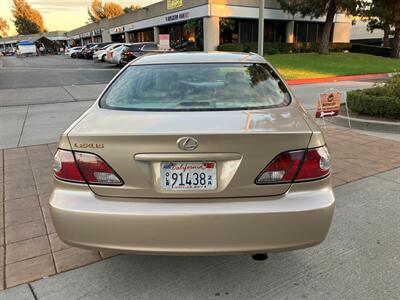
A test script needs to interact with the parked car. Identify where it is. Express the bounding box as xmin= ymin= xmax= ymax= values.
xmin=105 ymin=44 xmax=131 ymax=66
xmin=50 ymin=52 xmax=334 ymax=257
xmin=120 ymin=42 xmax=160 ymax=66
xmin=2 ymin=47 xmax=16 ymax=56
xmin=84 ymin=43 xmax=111 ymax=59
xmin=79 ymin=43 xmax=96 ymax=59
xmin=65 ymin=46 xmax=83 ymax=58
xmin=93 ymin=43 xmax=122 ymax=62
